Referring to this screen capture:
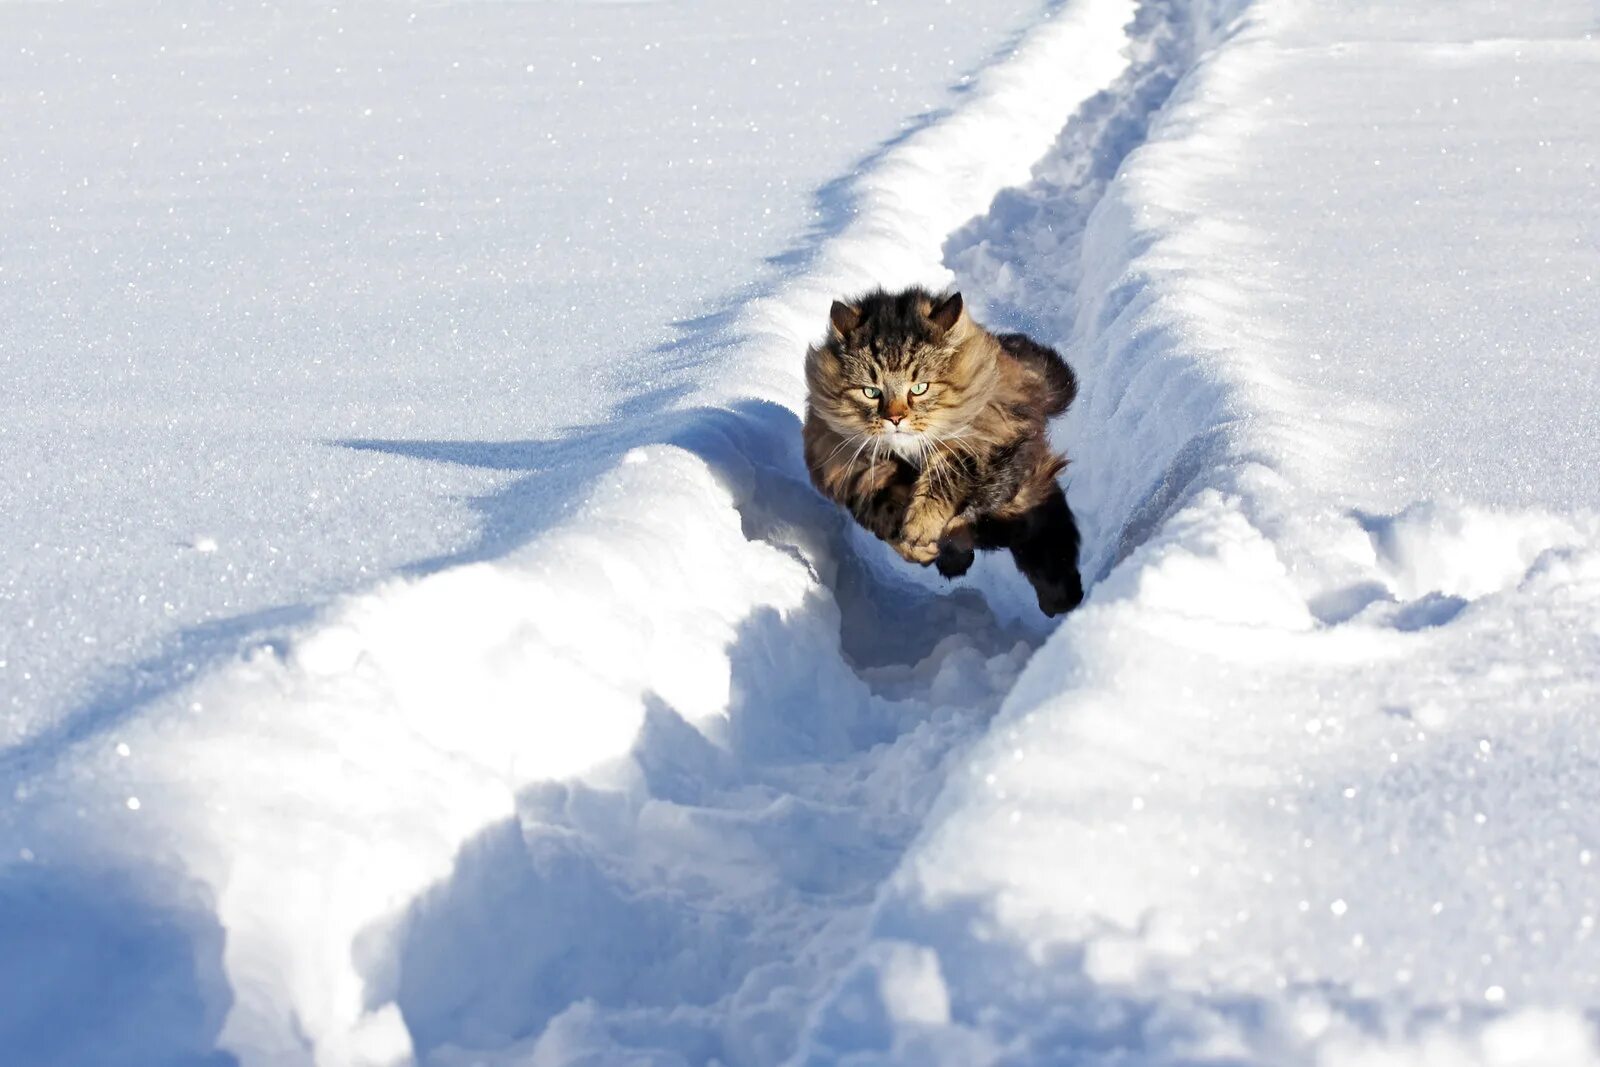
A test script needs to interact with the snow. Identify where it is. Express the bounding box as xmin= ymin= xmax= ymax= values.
xmin=798 ymin=0 xmax=1600 ymax=1062
xmin=5 ymin=0 xmax=1600 ymax=1064
xmin=0 ymin=0 xmax=1042 ymax=749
